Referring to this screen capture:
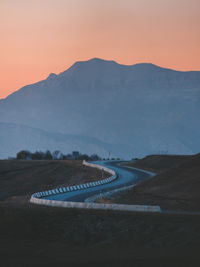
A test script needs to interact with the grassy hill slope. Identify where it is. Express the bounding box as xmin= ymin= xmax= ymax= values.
xmin=0 ymin=160 xmax=108 ymax=201
xmin=127 ymin=154 xmax=193 ymax=173
xmin=0 ymin=159 xmax=200 ymax=266
xmin=113 ymin=154 xmax=200 ymax=211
